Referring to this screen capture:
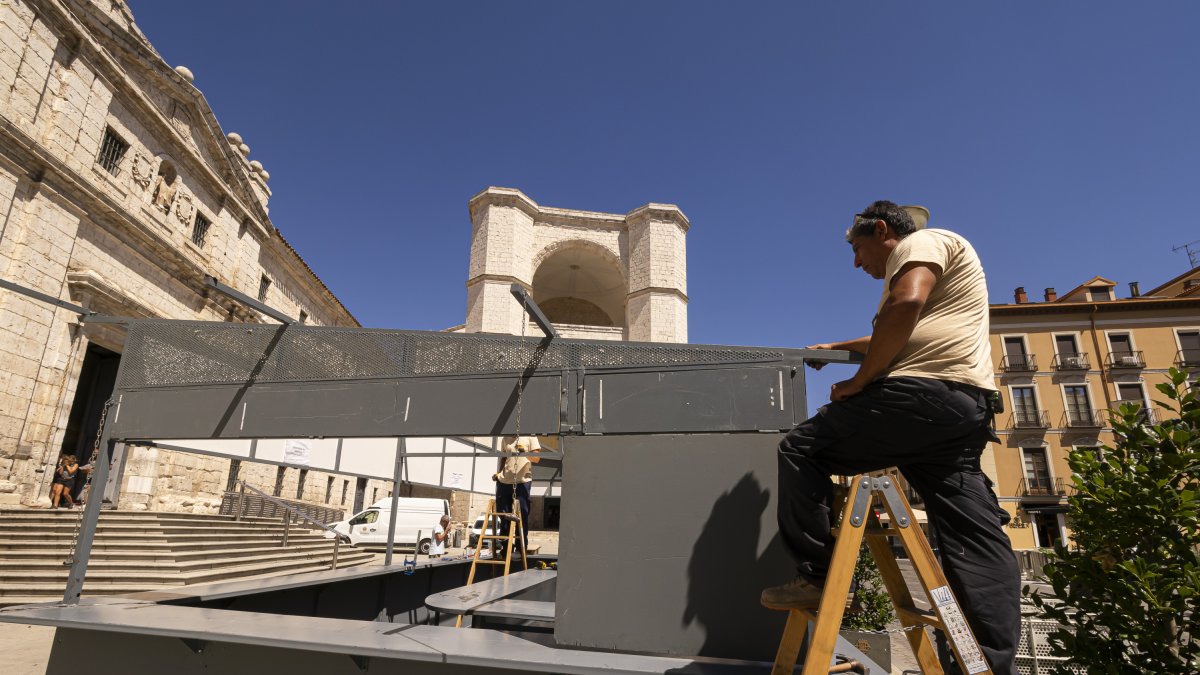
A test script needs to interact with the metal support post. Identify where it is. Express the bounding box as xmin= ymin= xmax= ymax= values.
xmin=509 ymin=284 xmax=557 ymax=339
xmin=332 ymin=537 xmax=340 ymax=570
xmin=384 ymin=437 xmax=405 ymax=566
xmin=63 ymin=439 xmax=118 ymax=604
xmin=282 ymin=510 xmax=290 ymax=547
xmin=235 ymin=482 xmax=246 ymax=522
